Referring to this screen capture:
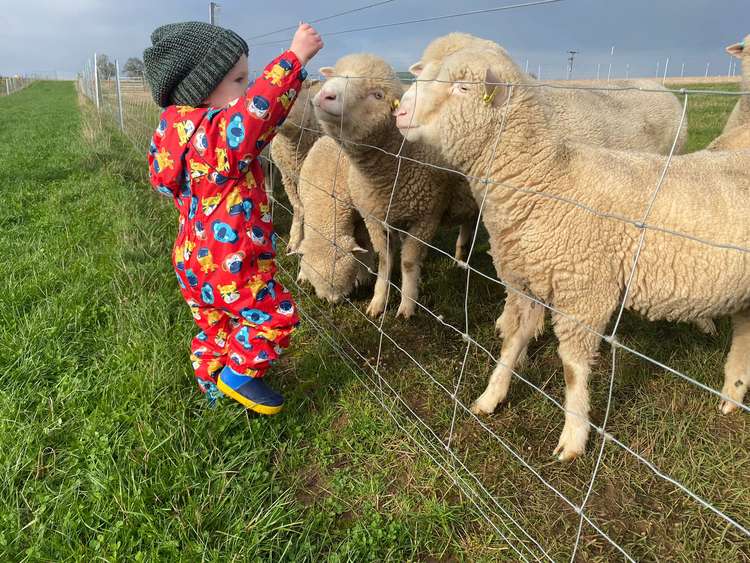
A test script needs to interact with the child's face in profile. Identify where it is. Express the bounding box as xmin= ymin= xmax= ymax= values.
xmin=202 ymin=54 xmax=249 ymax=108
